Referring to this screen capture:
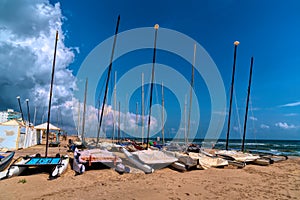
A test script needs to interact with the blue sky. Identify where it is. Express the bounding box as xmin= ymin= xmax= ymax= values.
xmin=0 ymin=0 xmax=299 ymax=140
